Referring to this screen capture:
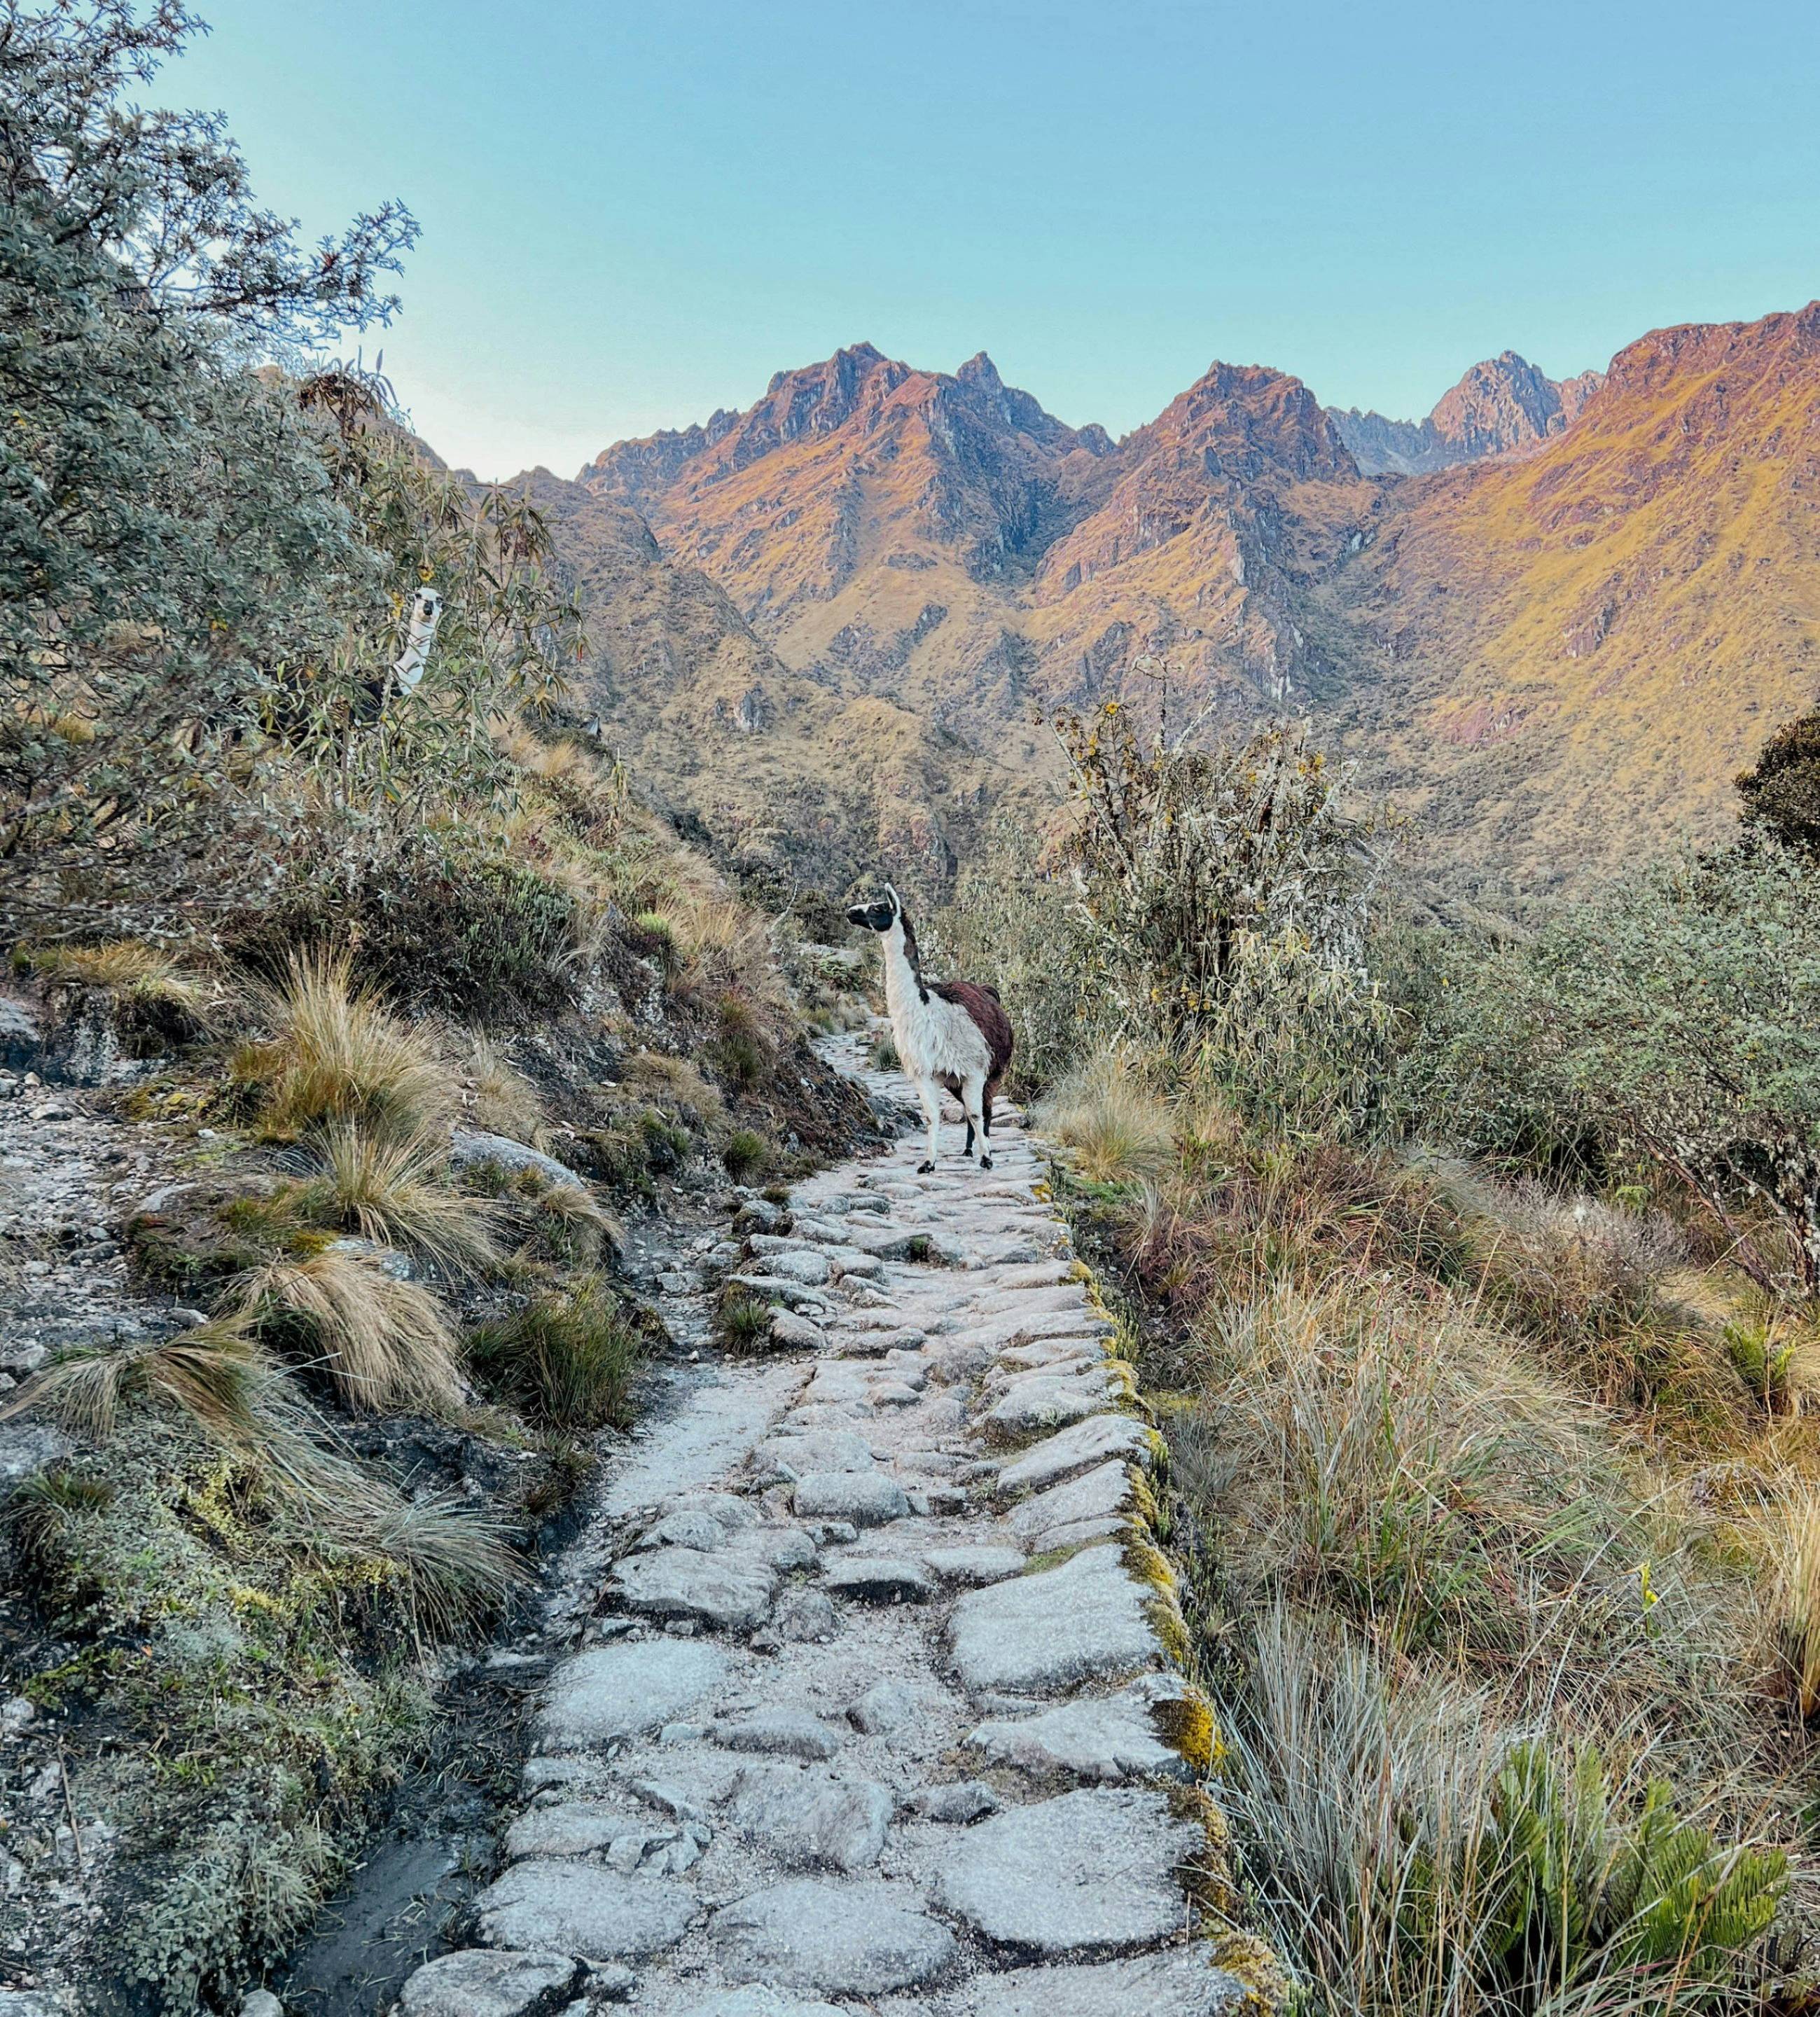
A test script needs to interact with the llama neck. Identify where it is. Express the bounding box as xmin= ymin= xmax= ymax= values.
xmin=880 ymin=918 xmax=924 ymax=1020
